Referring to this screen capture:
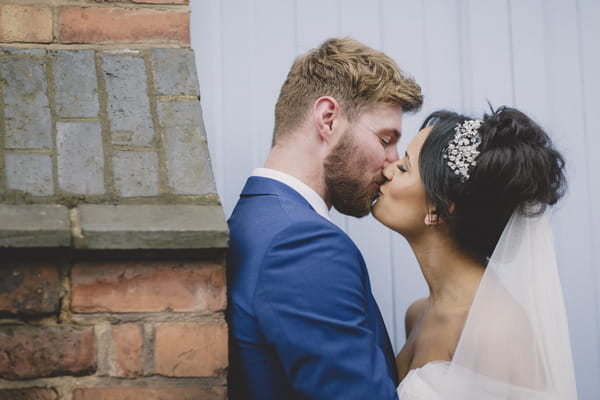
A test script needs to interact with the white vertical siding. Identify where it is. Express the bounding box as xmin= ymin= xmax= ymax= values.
xmin=580 ymin=2 xmax=600 ymax=377
xmin=191 ymin=1 xmax=600 ymax=397
xmin=544 ymin=1 xmax=599 ymax=396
